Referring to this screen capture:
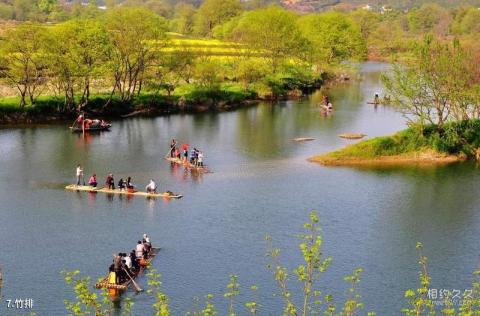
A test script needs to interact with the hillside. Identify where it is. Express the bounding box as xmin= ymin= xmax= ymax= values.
xmin=279 ymin=0 xmax=480 ymax=12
